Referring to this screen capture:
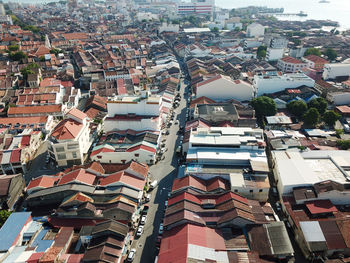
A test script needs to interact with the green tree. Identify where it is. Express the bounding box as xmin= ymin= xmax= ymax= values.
xmin=20 ymin=63 xmax=39 ymax=80
xmin=9 ymin=51 xmax=27 ymax=61
xmin=324 ymin=48 xmax=337 ymax=61
xmin=8 ymin=45 xmax=19 ymax=52
xmin=0 ymin=210 xmax=11 ymax=227
xmin=307 ymin=97 xmax=328 ymax=115
xmin=303 ymin=108 xmax=320 ymax=127
xmin=337 ymin=140 xmax=350 ymax=150
xmin=211 ymin=27 xmax=219 ymax=32
xmin=304 ymin=48 xmax=322 ymax=57
xmin=323 ymin=110 xmax=340 ymax=127
xmin=287 ymin=100 xmax=308 ymax=118
xmin=257 ymin=45 xmax=267 ymax=59
xmin=251 ymin=96 xmax=277 ymax=118
xmin=50 ymin=48 xmax=61 ymax=56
